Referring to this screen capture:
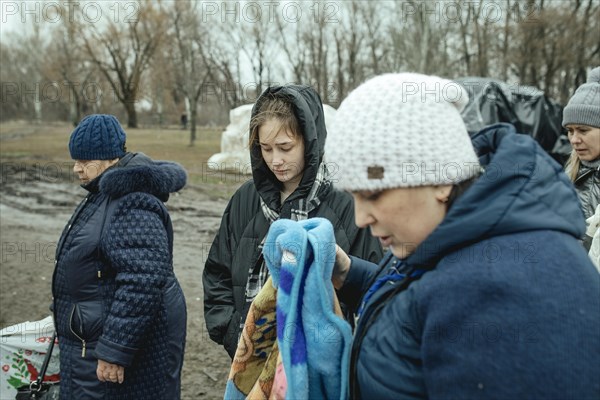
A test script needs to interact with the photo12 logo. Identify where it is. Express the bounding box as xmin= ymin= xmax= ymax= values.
xmin=399 ymin=1 xmax=540 ymax=23
xmin=199 ymin=1 xmax=341 ymax=24
xmin=1 ymin=2 xmax=140 ymax=25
